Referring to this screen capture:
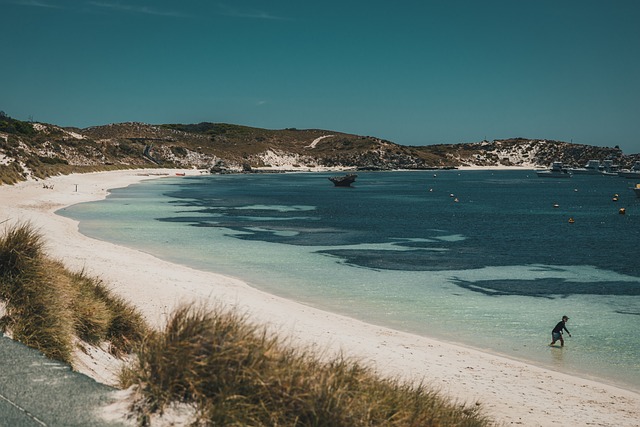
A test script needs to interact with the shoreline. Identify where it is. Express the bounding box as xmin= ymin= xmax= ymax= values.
xmin=2 ymin=169 xmax=639 ymax=426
